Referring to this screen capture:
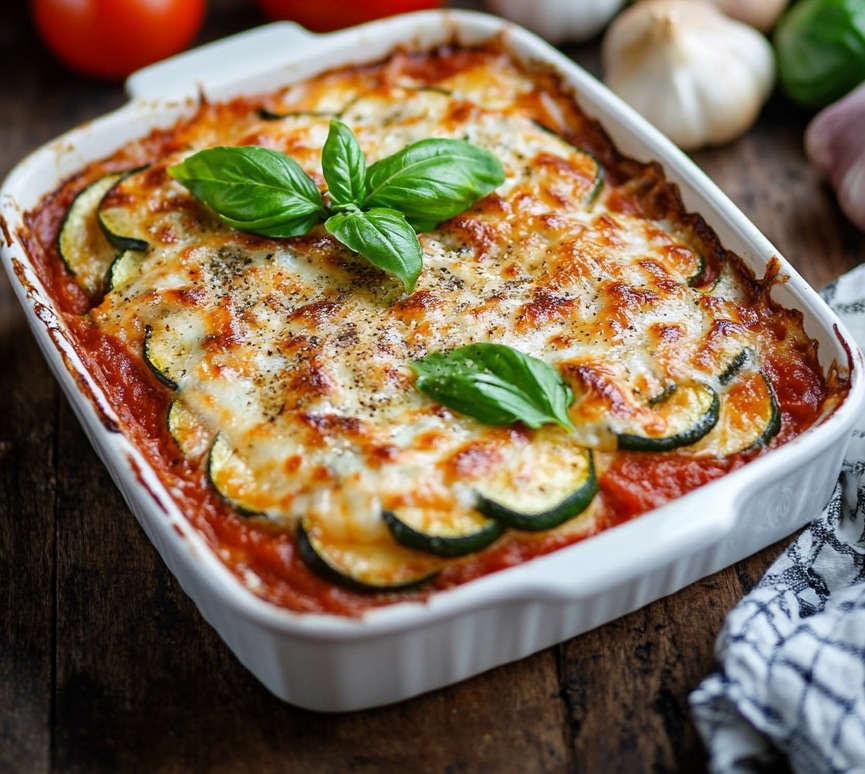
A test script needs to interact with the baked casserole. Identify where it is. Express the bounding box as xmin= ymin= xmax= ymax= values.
xmin=18 ymin=39 xmax=848 ymax=616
